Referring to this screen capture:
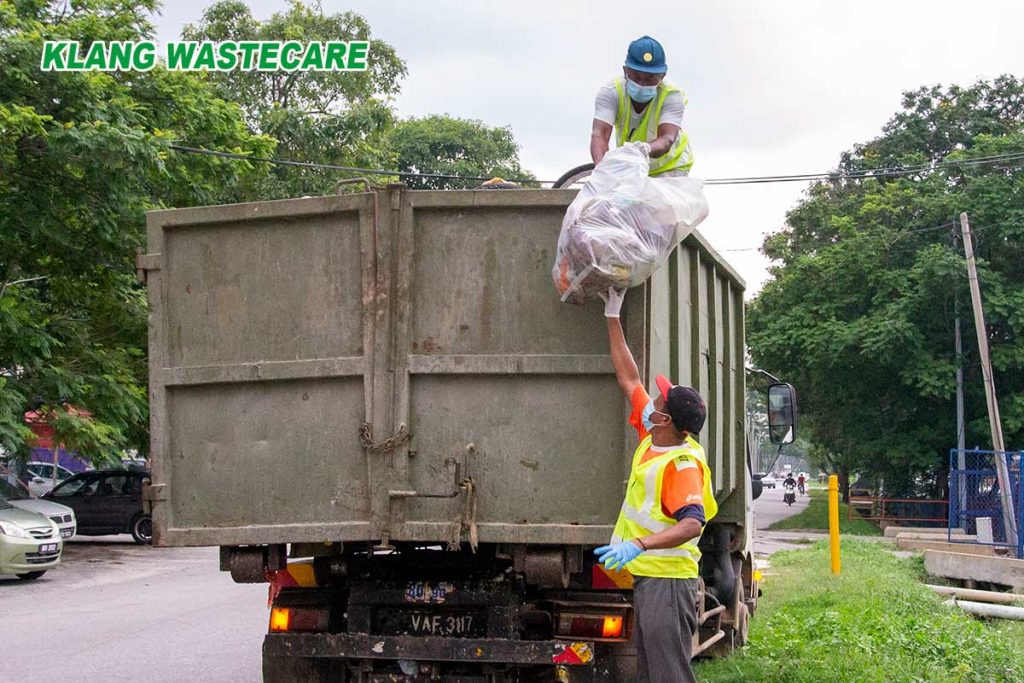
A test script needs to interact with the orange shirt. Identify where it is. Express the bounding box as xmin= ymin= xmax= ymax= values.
xmin=629 ymin=385 xmax=705 ymax=519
